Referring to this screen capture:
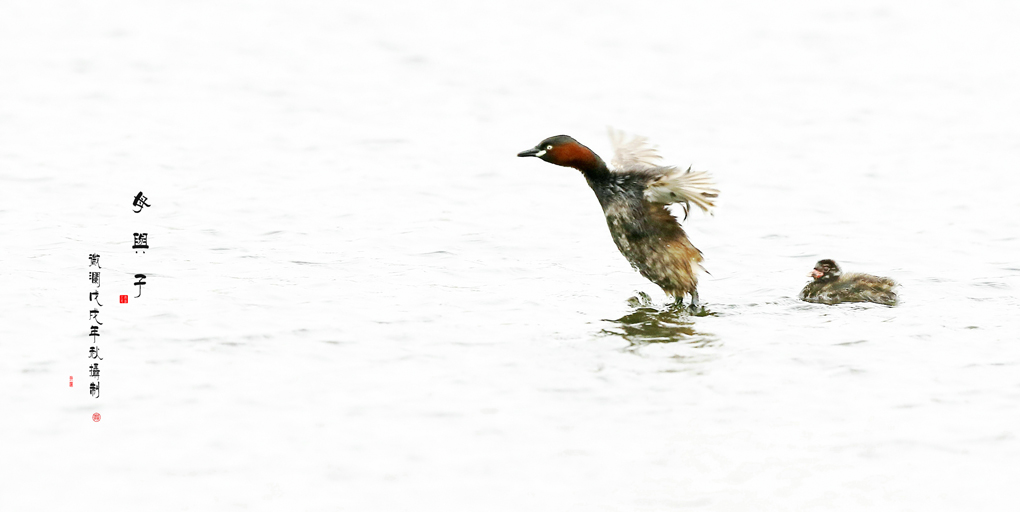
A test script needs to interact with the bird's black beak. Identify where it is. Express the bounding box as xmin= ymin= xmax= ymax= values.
xmin=517 ymin=147 xmax=540 ymax=158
